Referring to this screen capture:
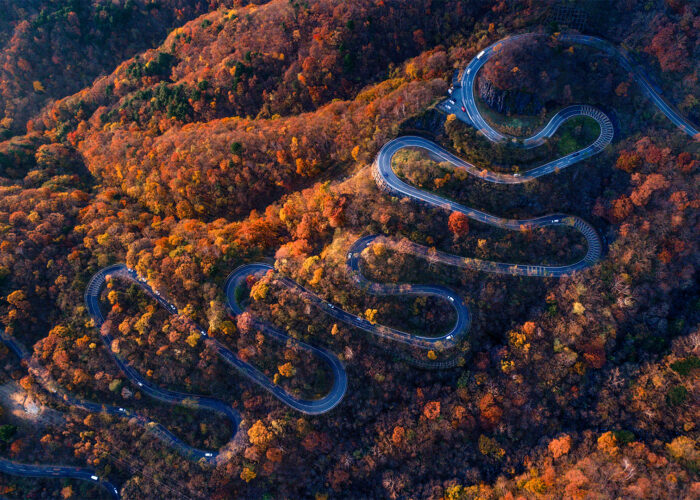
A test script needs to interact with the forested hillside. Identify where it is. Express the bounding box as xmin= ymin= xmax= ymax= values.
xmin=0 ymin=0 xmax=698 ymax=498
